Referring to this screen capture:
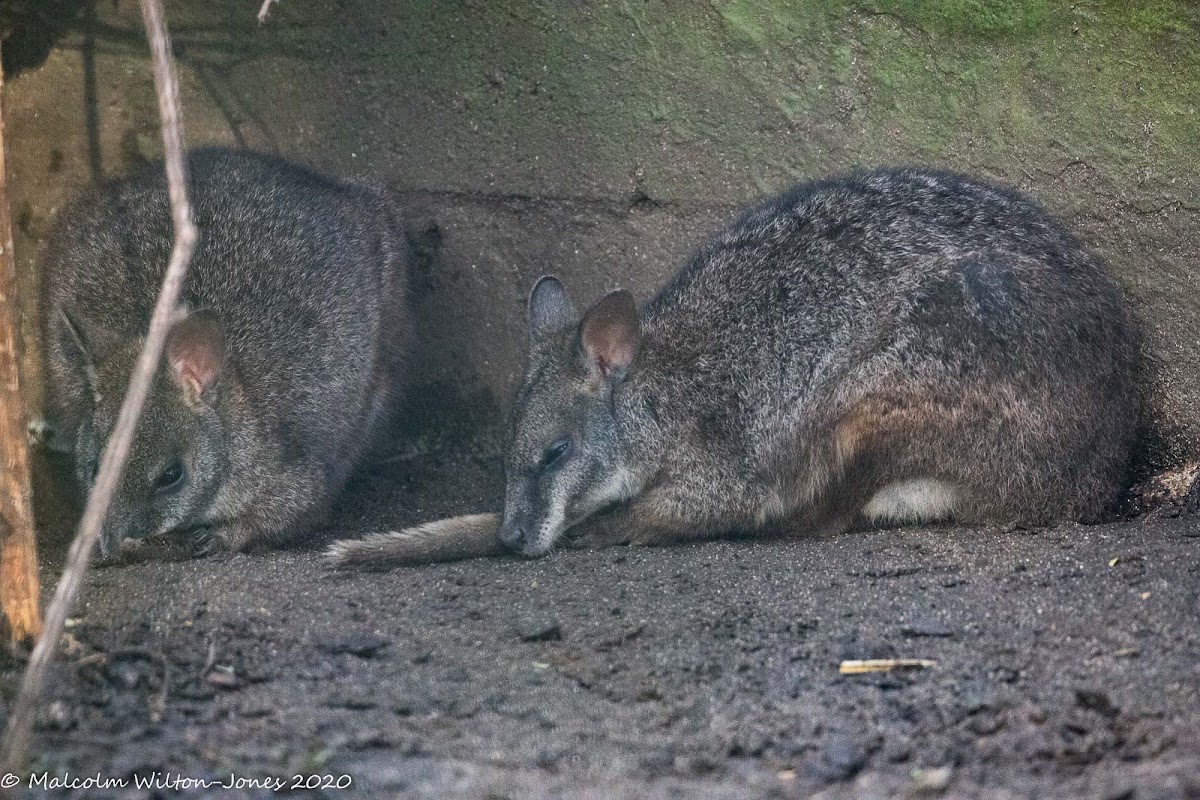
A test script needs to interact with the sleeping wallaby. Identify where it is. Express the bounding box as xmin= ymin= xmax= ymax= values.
xmin=43 ymin=148 xmax=411 ymax=558
xmin=327 ymin=167 xmax=1140 ymax=568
